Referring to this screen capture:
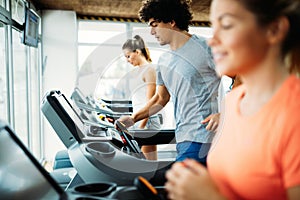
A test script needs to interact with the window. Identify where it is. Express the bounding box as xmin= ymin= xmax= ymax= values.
xmin=189 ymin=26 xmax=212 ymax=38
xmin=12 ymin=28 xmax=28 ymax=144
xmin=11 ymin=27 xmax=42 ymax=157
xmin=78 ymin=21 xmax=166 ymax=100
xmin=11 ymin=0 xmax=25 ymax=25
xmin=0 ymin=22 xmax=8 ymax=121
xmin=0 ymin=0 xmax=43 ymax=160
xmin=0 ymin=0 xmax=5 ymax=7
xmin=78 ymin=21 xmax=126 ymax=68
xmin=30 ymin=46 xmax=42 ymax=157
